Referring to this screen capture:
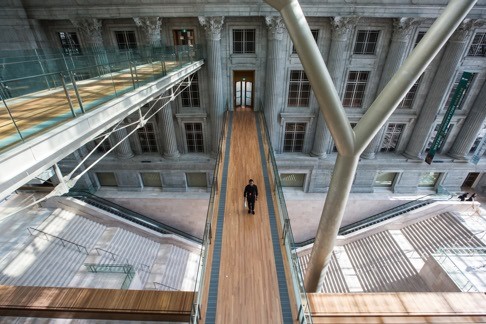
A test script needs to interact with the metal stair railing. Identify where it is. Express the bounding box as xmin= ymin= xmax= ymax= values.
xmin=27 ymin=227 xmax=89 ymax=254
xmin=432 ymin=247 xmax=486 ymax=292
xmin=94 ymin=247 xmax=151 ymax=273
xmin=66 ymin=191 xmax=202 ymax=244
xmin=84 ymin=263 xmax=135 ymax=290
xmin=295 ymin=195 xmax=440 ymax=247
xmin=153 ymin=281 xmax=179 ymax=291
